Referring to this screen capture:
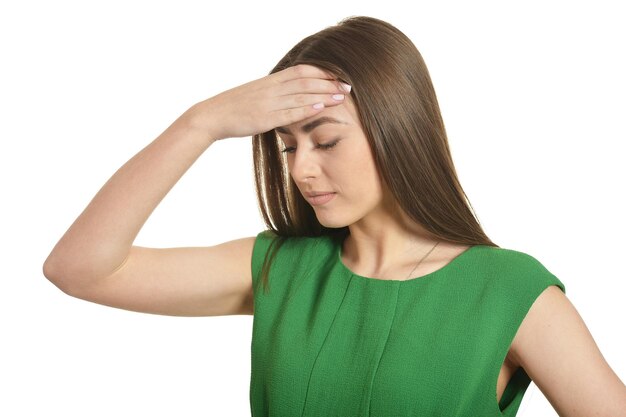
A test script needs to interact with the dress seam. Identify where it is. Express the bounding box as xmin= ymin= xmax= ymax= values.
xmin=366 ymin=282 xmax=401 ymax=417
xmin=299 ymin=272 xmax=357 ymax=417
